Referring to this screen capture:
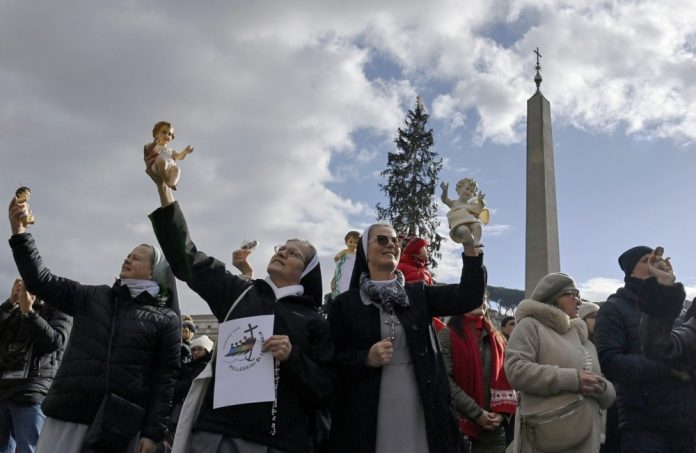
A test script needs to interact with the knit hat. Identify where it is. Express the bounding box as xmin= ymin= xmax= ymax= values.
xmin=618 ymin=246 xmax=653 ymax=276
xmin=182 ymin=320 xmax=196 ymax=333
xmin=530 ymin=272 xmax=578 ymax=305
xmin=190 ymin=335 xmax=214 ymax=353
xmin=578 ymin=302 xmax=600 ymax=320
